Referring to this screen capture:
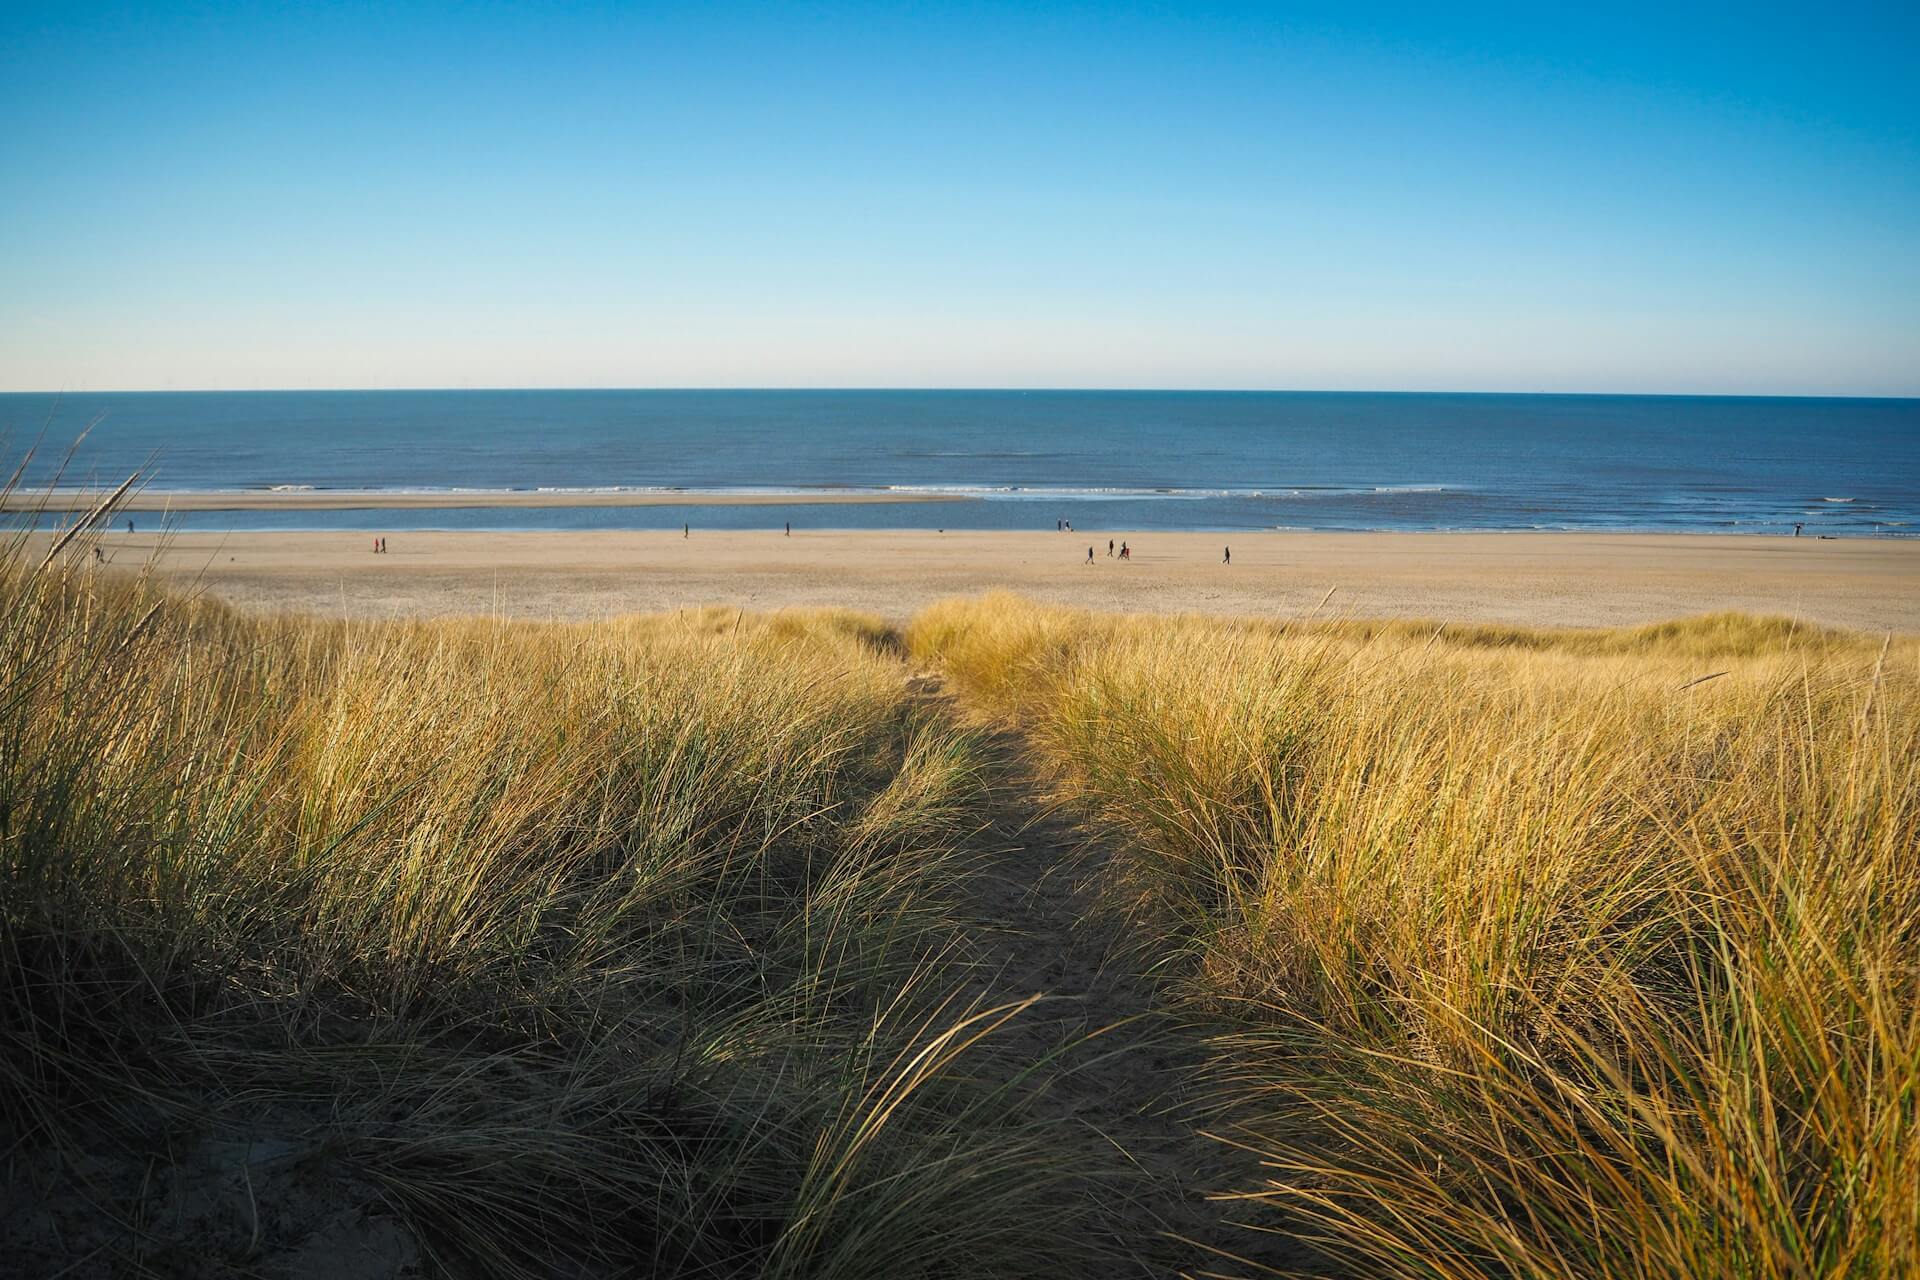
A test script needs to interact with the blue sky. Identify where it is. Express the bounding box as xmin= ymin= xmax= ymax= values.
xmin=2 ymin=2 xmax=1915 ymax=394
